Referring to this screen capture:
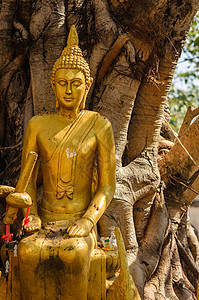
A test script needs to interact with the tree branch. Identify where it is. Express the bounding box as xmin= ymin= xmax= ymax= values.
xmin=95 ymin=33 xmax=131 ymax=86
xmin=178 ymin=106 xmax=199 ymax=139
